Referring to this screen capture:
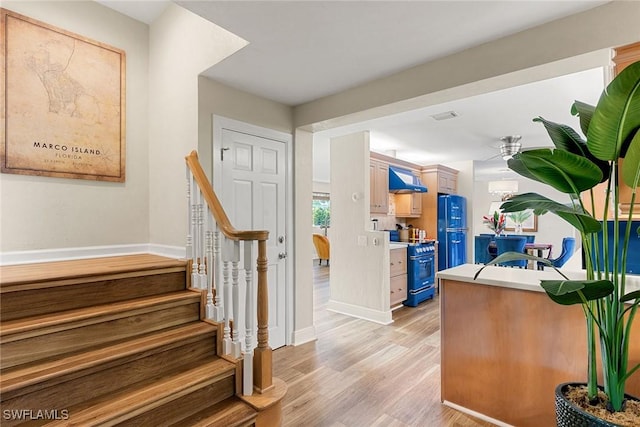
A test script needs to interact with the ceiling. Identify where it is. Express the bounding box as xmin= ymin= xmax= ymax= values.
xmin=98 ymin=0 xmax=611 ymax=179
